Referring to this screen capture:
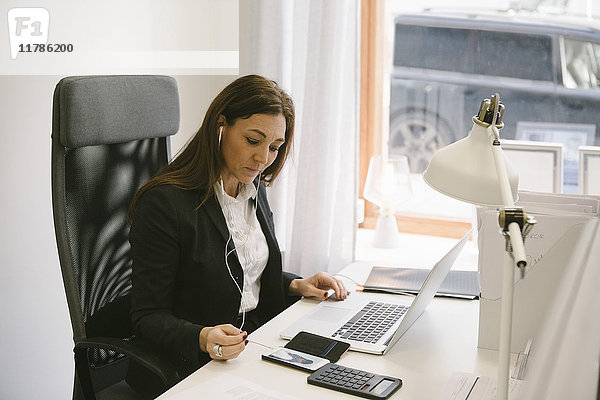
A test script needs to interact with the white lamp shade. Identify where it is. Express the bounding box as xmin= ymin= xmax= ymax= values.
xmin=423 ymin=123 xmax=519 ymax=206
